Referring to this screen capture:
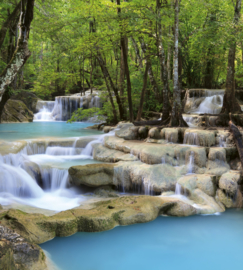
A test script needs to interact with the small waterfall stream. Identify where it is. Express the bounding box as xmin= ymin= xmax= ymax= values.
xmin=0 ymin=130 xmax=117 ymax=212
xmin=34 ymin=93 xmax=102 ymax=122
